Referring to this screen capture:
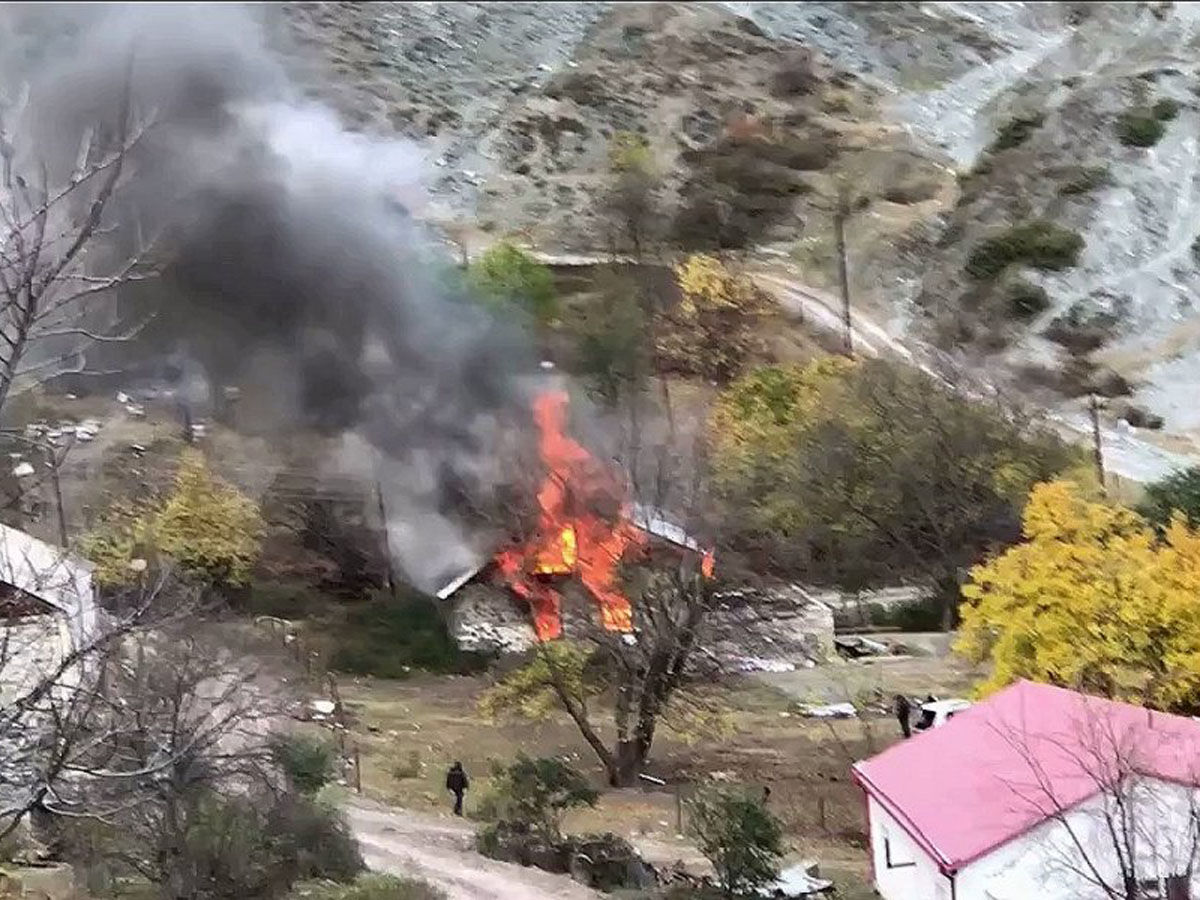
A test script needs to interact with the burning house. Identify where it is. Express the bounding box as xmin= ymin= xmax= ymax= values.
xmin=434 ymin=390 xmax=833 ymax=671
